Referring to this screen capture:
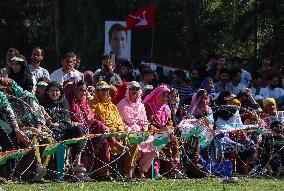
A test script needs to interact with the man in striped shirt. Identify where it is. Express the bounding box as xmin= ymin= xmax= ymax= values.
xmin=171 ymin=70 xmax=193 ymax=102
